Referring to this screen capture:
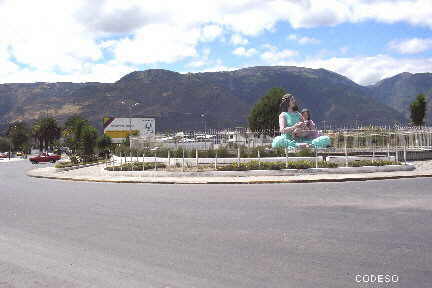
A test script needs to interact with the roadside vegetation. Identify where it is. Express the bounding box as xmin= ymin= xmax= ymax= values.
xmin=114 ymin=146 xmax=316 ymax=158
xmin=105 ymin=160 xmax=401 ymax=172
xmin=2 ymin=115 xmax=113 ymax=163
